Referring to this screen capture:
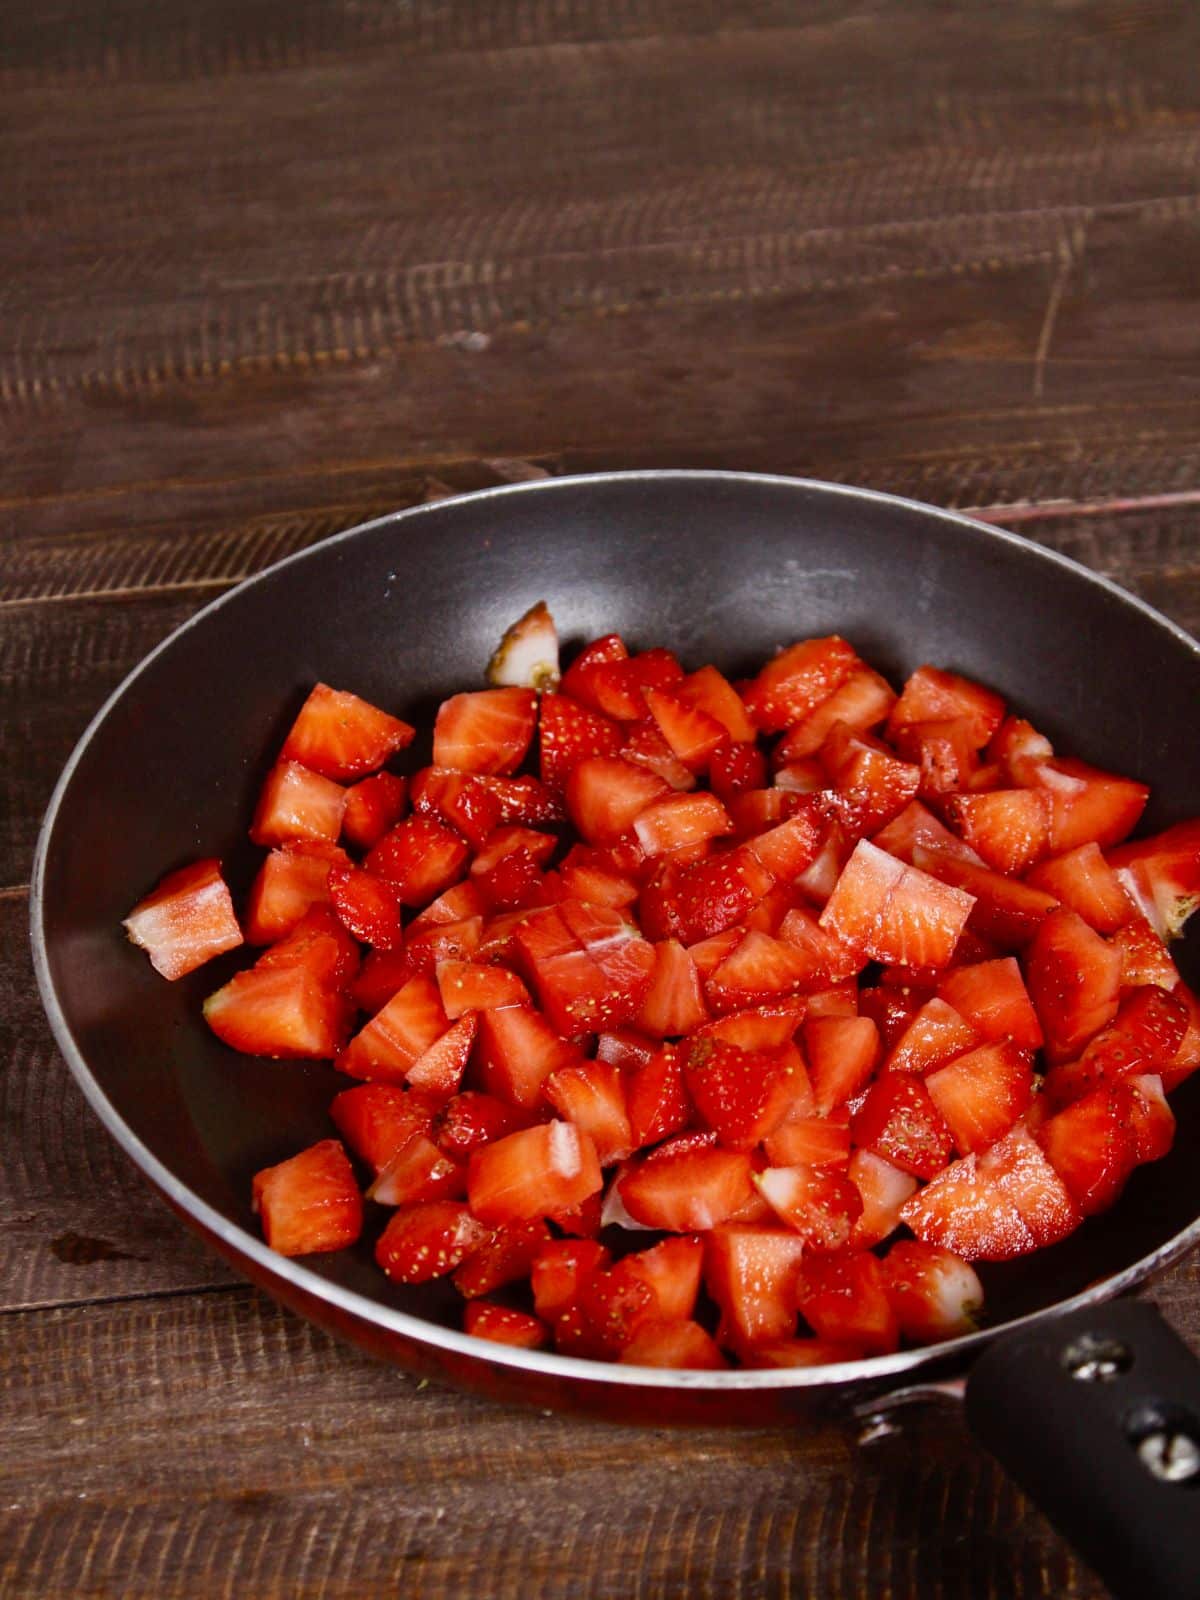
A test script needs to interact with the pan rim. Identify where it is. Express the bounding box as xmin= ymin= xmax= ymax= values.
xmin=29 ymin=468 xmax=1200 ymax=1394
